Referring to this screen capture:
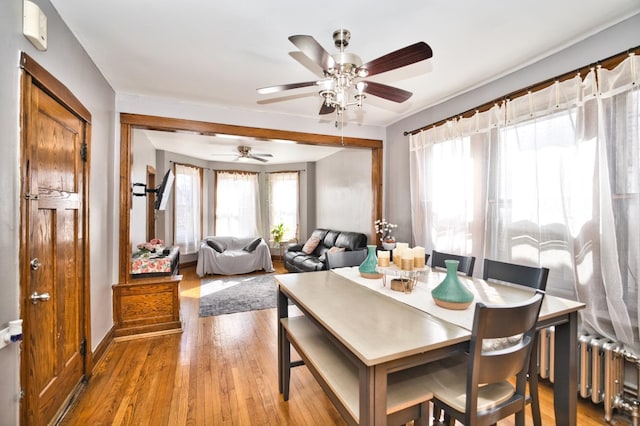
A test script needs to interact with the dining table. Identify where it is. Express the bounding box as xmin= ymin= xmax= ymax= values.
xmin=276 ymin=266 xmax=585 ymax=426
